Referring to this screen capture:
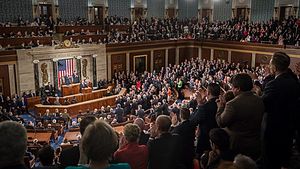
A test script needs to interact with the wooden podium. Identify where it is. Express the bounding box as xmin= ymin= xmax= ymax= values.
xmin=61 ymin=83 xmax=80 ymax=96
xmin=82 ymin=87 xmax=92 ymax=94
